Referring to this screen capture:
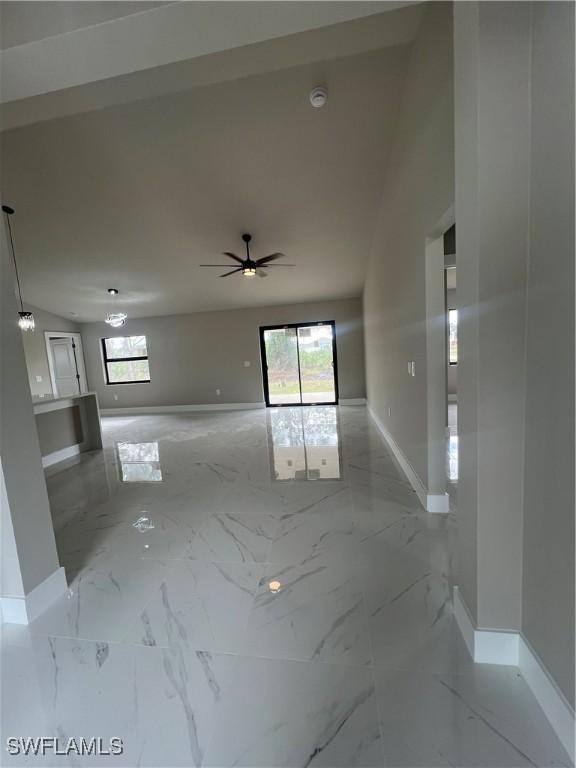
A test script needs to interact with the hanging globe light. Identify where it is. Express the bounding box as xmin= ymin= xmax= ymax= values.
xmin=2 ymin=205 xmax=35 ymax=332
xmin=104 ymin=288 xmax=127 ymax=327
xmin=18 ymin=311 xmax=35 ymax=331
xmin=105 ymin=312 xmax=127 ymax=328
